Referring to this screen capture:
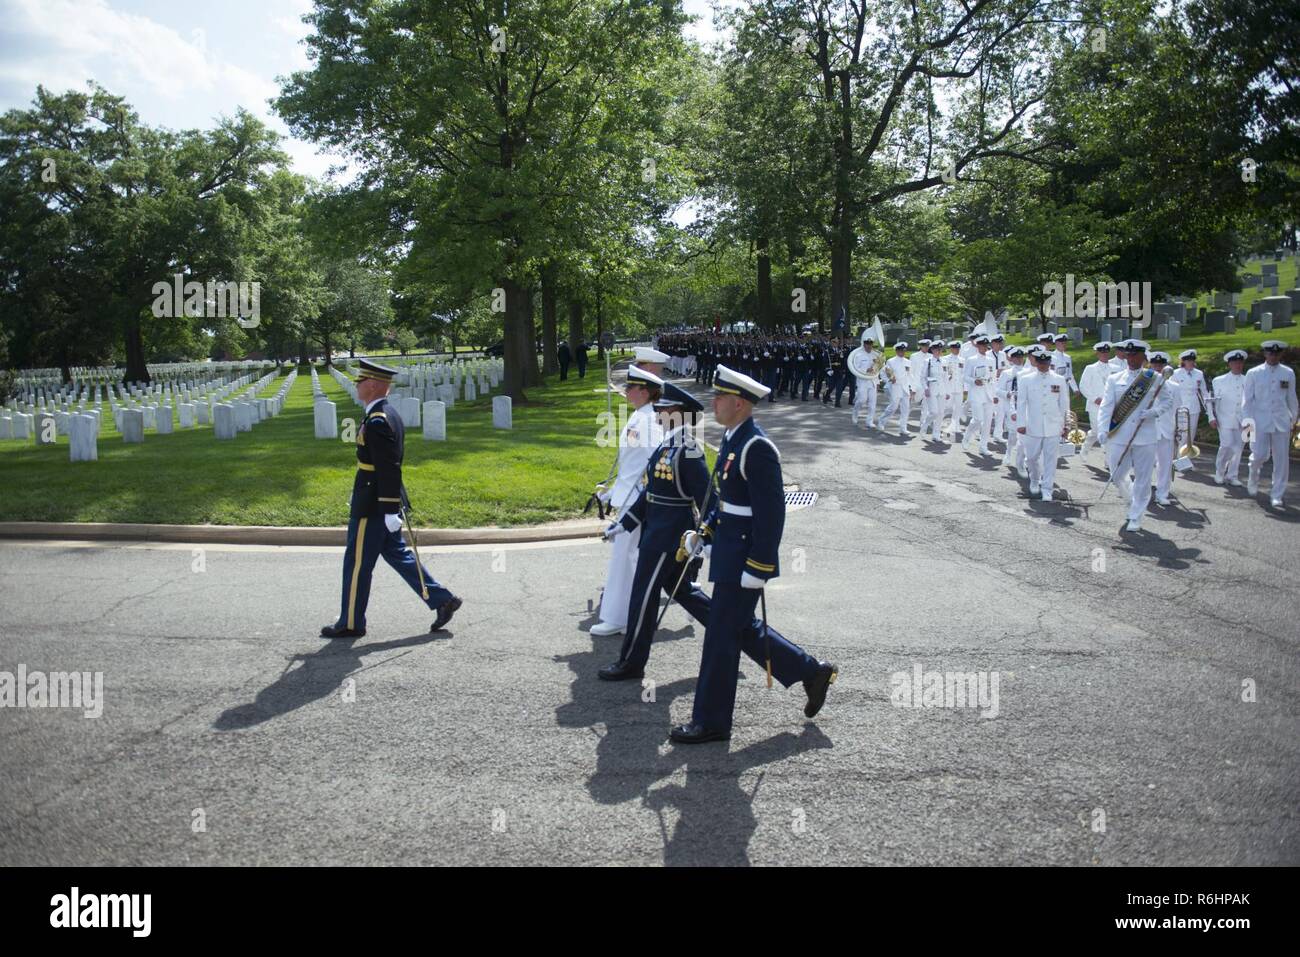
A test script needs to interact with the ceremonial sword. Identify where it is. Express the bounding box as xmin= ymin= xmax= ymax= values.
xmin=400 ymin=506 xmax=429 ymax=600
